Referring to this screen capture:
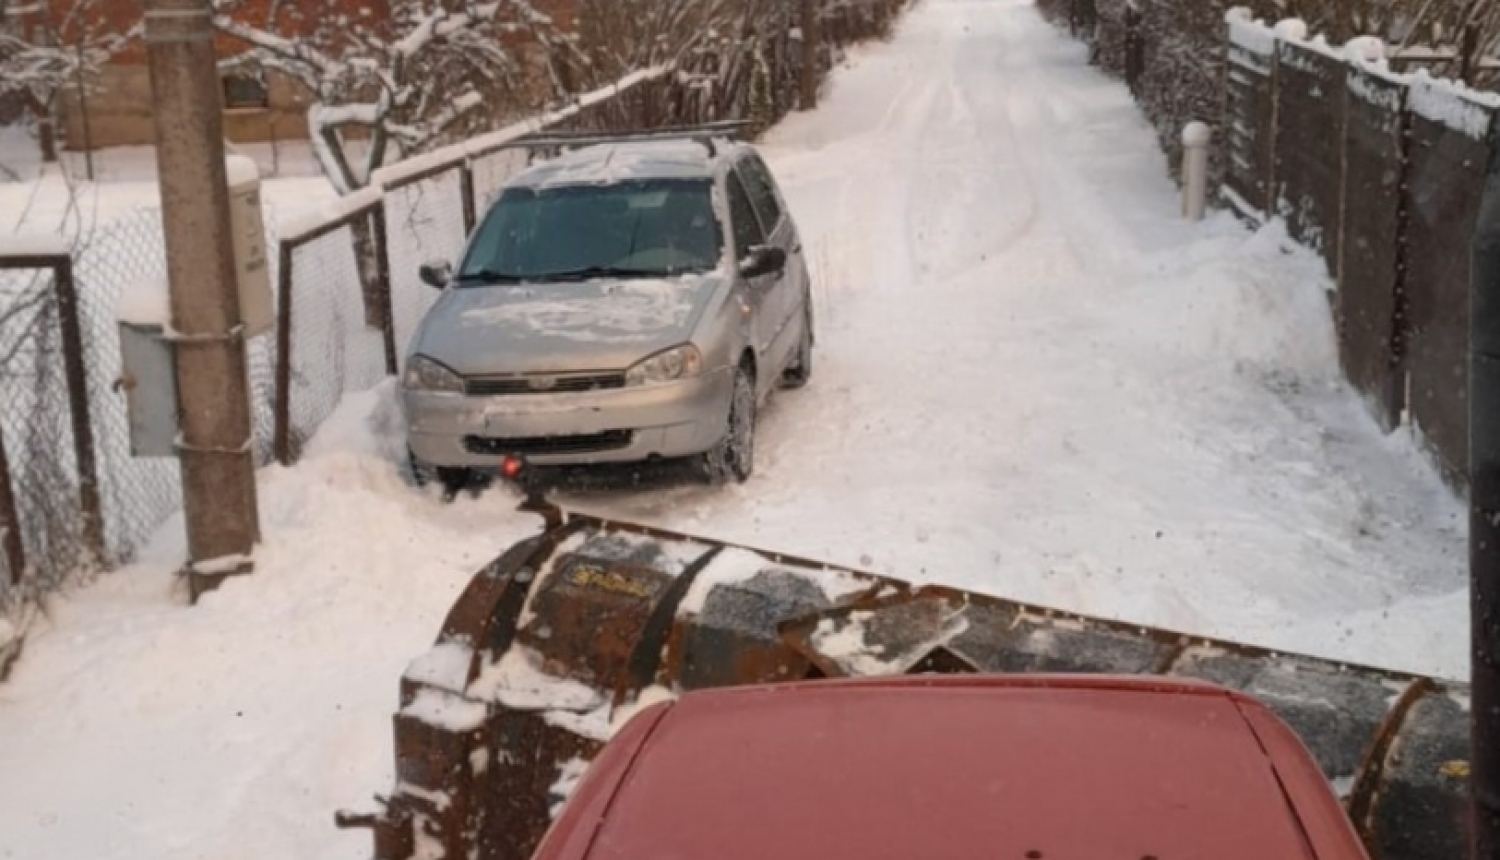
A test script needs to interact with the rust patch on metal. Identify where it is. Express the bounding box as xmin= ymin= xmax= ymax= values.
xmin=476 ymin=709 xmax=605 ymax=860
xmin=392 ymin=705 xmax=487 ymax=860
xmin=518 ymin=552 xmax=675 ymax=685
xmin=612 ymin=545 xmax=723 ymax=706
